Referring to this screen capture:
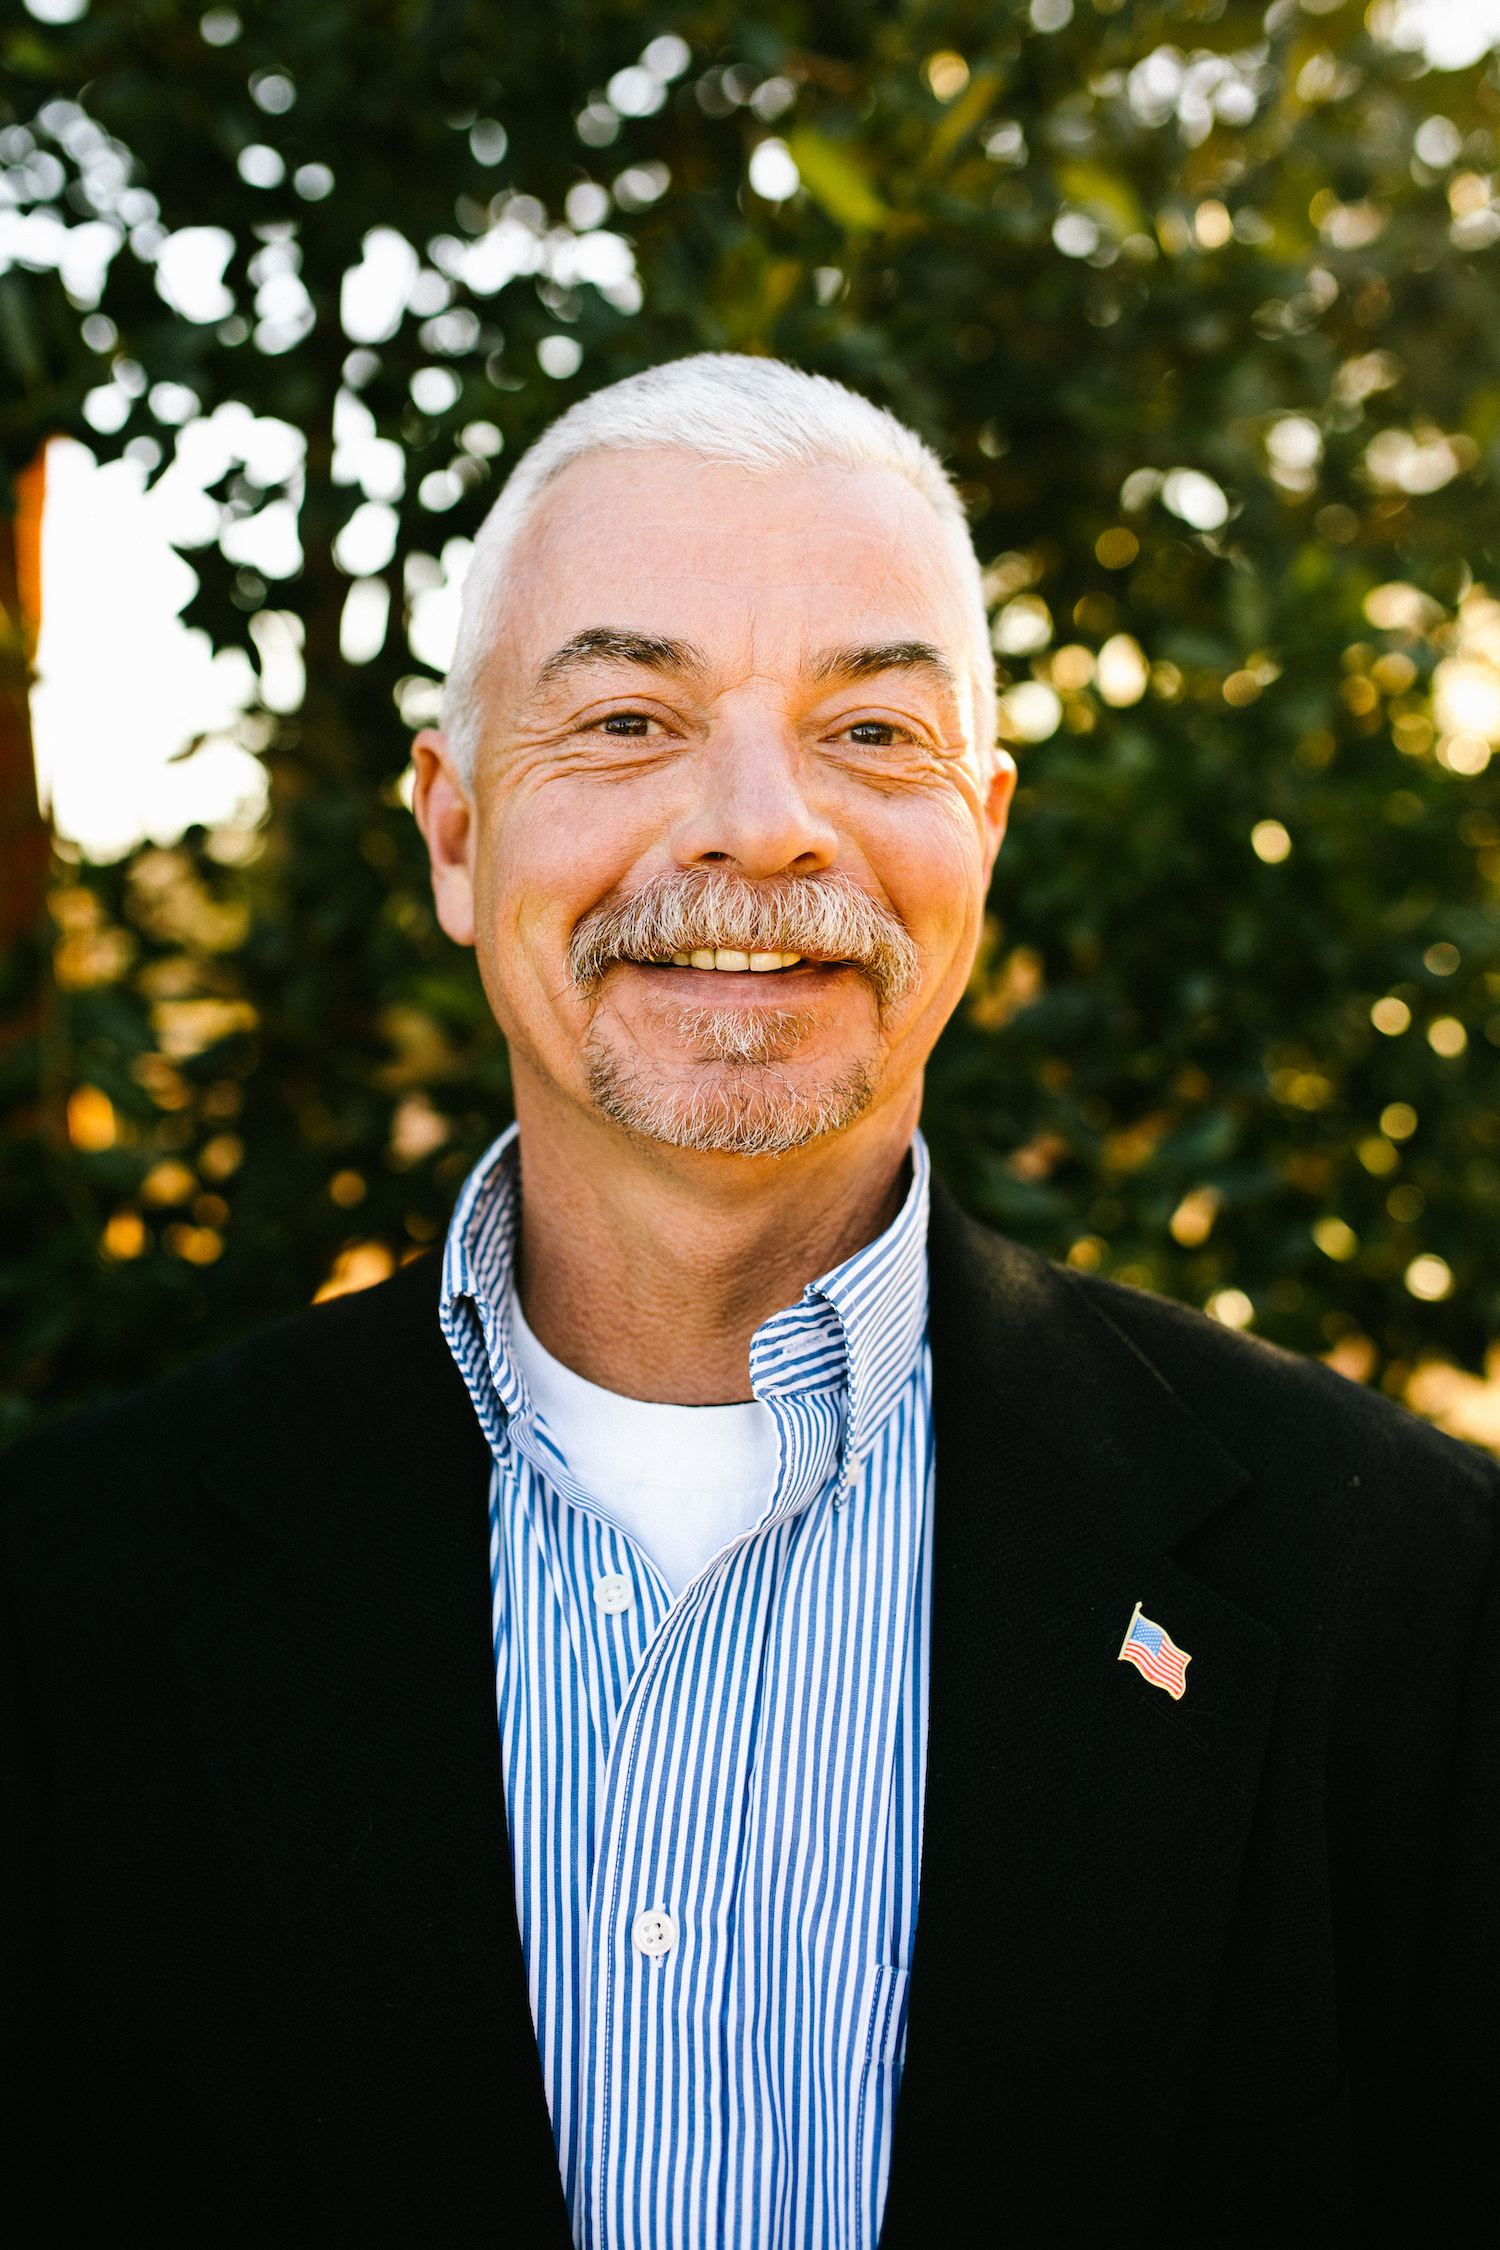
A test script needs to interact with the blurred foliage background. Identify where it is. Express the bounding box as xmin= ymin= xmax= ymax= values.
xmin=5 ymin=0 xmax=1500 ymax=1450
